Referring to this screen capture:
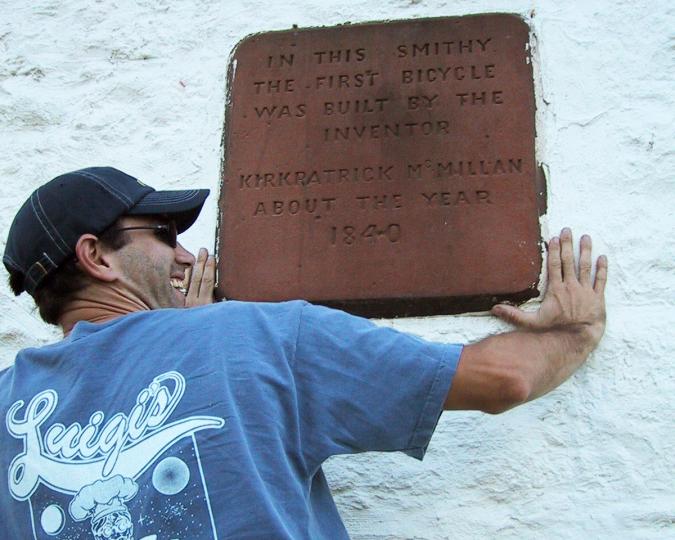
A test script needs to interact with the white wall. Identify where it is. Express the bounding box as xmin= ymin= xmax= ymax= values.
xmin=1 ymin=1 xmax=673 ymax=538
